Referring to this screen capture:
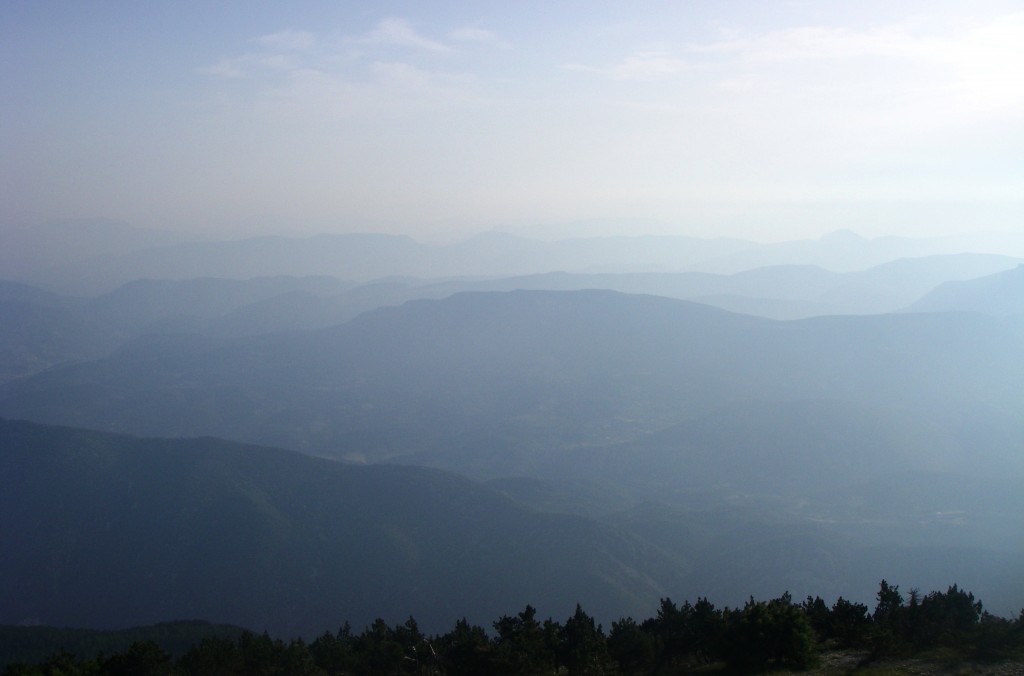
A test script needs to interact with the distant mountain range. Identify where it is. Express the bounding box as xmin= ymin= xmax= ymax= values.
xmin=3 ymin=224 xmax=1023 ymax=634
xmin=905 ymin=264 xmax=1024 ymax=317
xmin=6 ymin=221 xmax=1024 ymax=294
xmin=2 ymin=290 xmax=1021 ymax=594
xmin=2 ymin=252 xmax=1020 ymax=383
xmin=4 ymin=289 xmax=1020 ymax=464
